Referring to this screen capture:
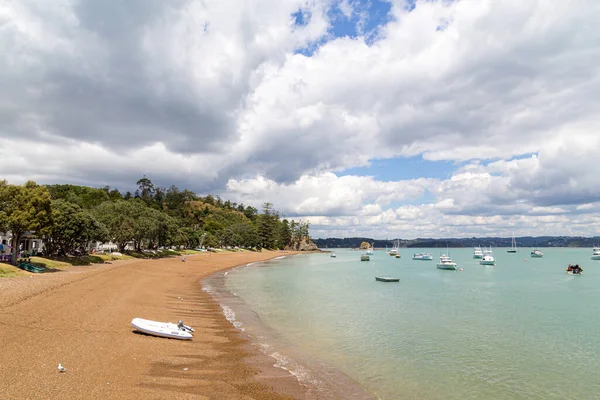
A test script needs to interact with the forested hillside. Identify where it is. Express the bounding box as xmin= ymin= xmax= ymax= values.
xmin=0 ymin=178 xmax=312 ymax=263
